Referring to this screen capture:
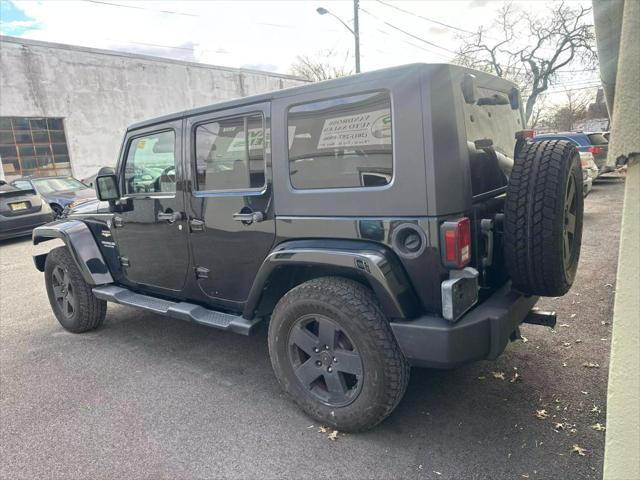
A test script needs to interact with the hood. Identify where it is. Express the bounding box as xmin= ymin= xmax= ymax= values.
xmin=66 ymin=198 xmax=110 ymax=216
xmin=41 ymin=187 xmax=96 ymax=206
